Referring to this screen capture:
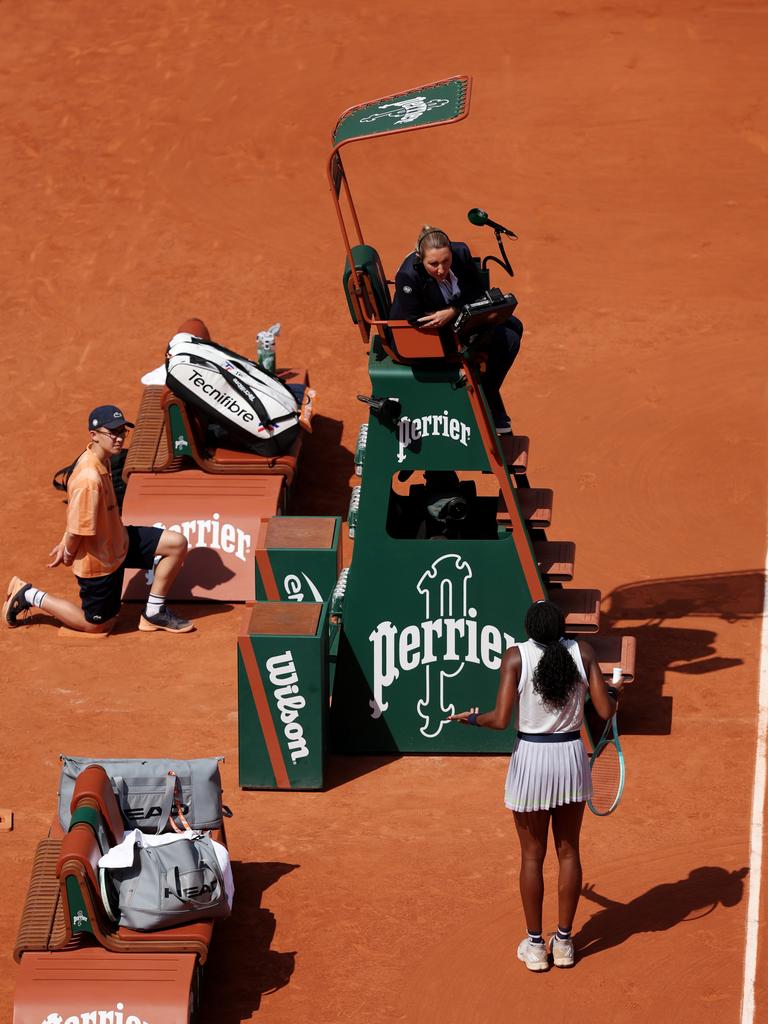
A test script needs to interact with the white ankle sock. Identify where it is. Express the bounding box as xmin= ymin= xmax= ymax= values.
xmin=145 ymin=593 xmax=165 ymax=616
xmin=26 ymin=587 xmax=47 ymax=608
